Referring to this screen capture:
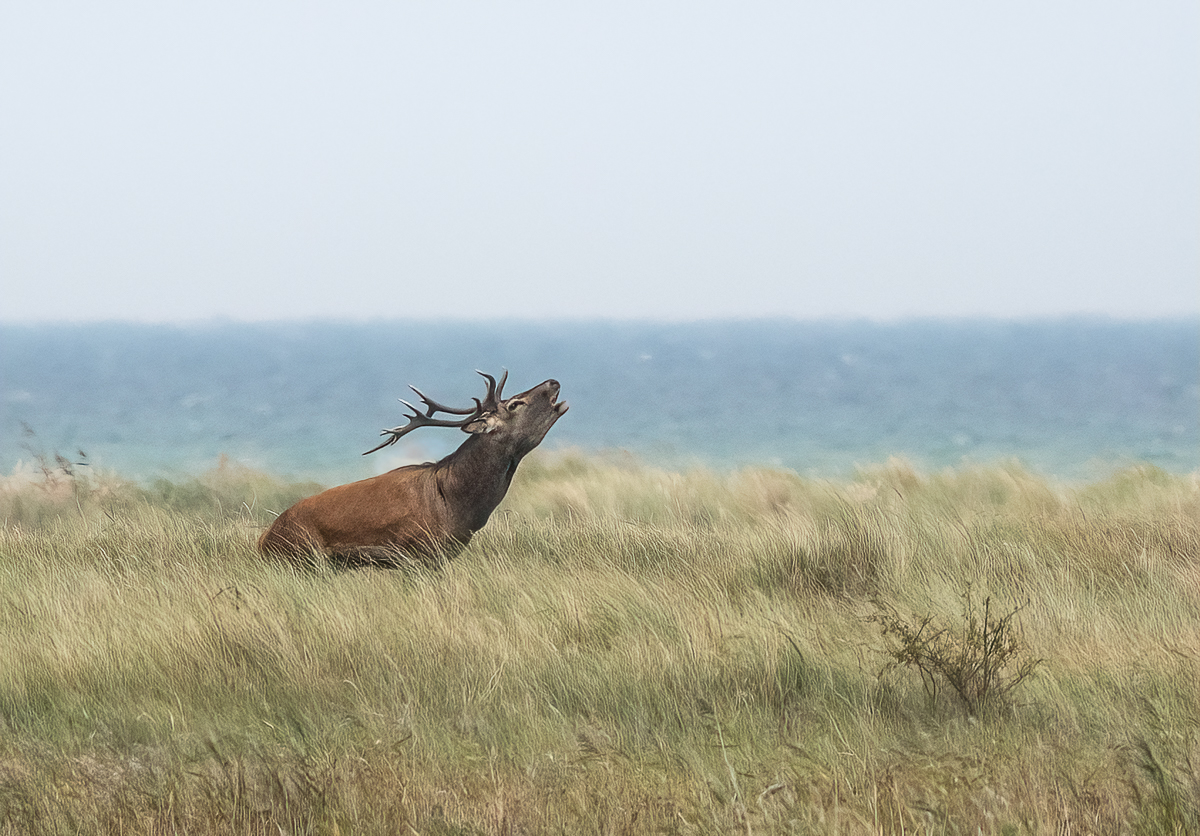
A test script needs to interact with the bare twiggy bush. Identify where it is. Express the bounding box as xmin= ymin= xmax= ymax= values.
xmin=871 ymin=587 xmax=1042 ymax=716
